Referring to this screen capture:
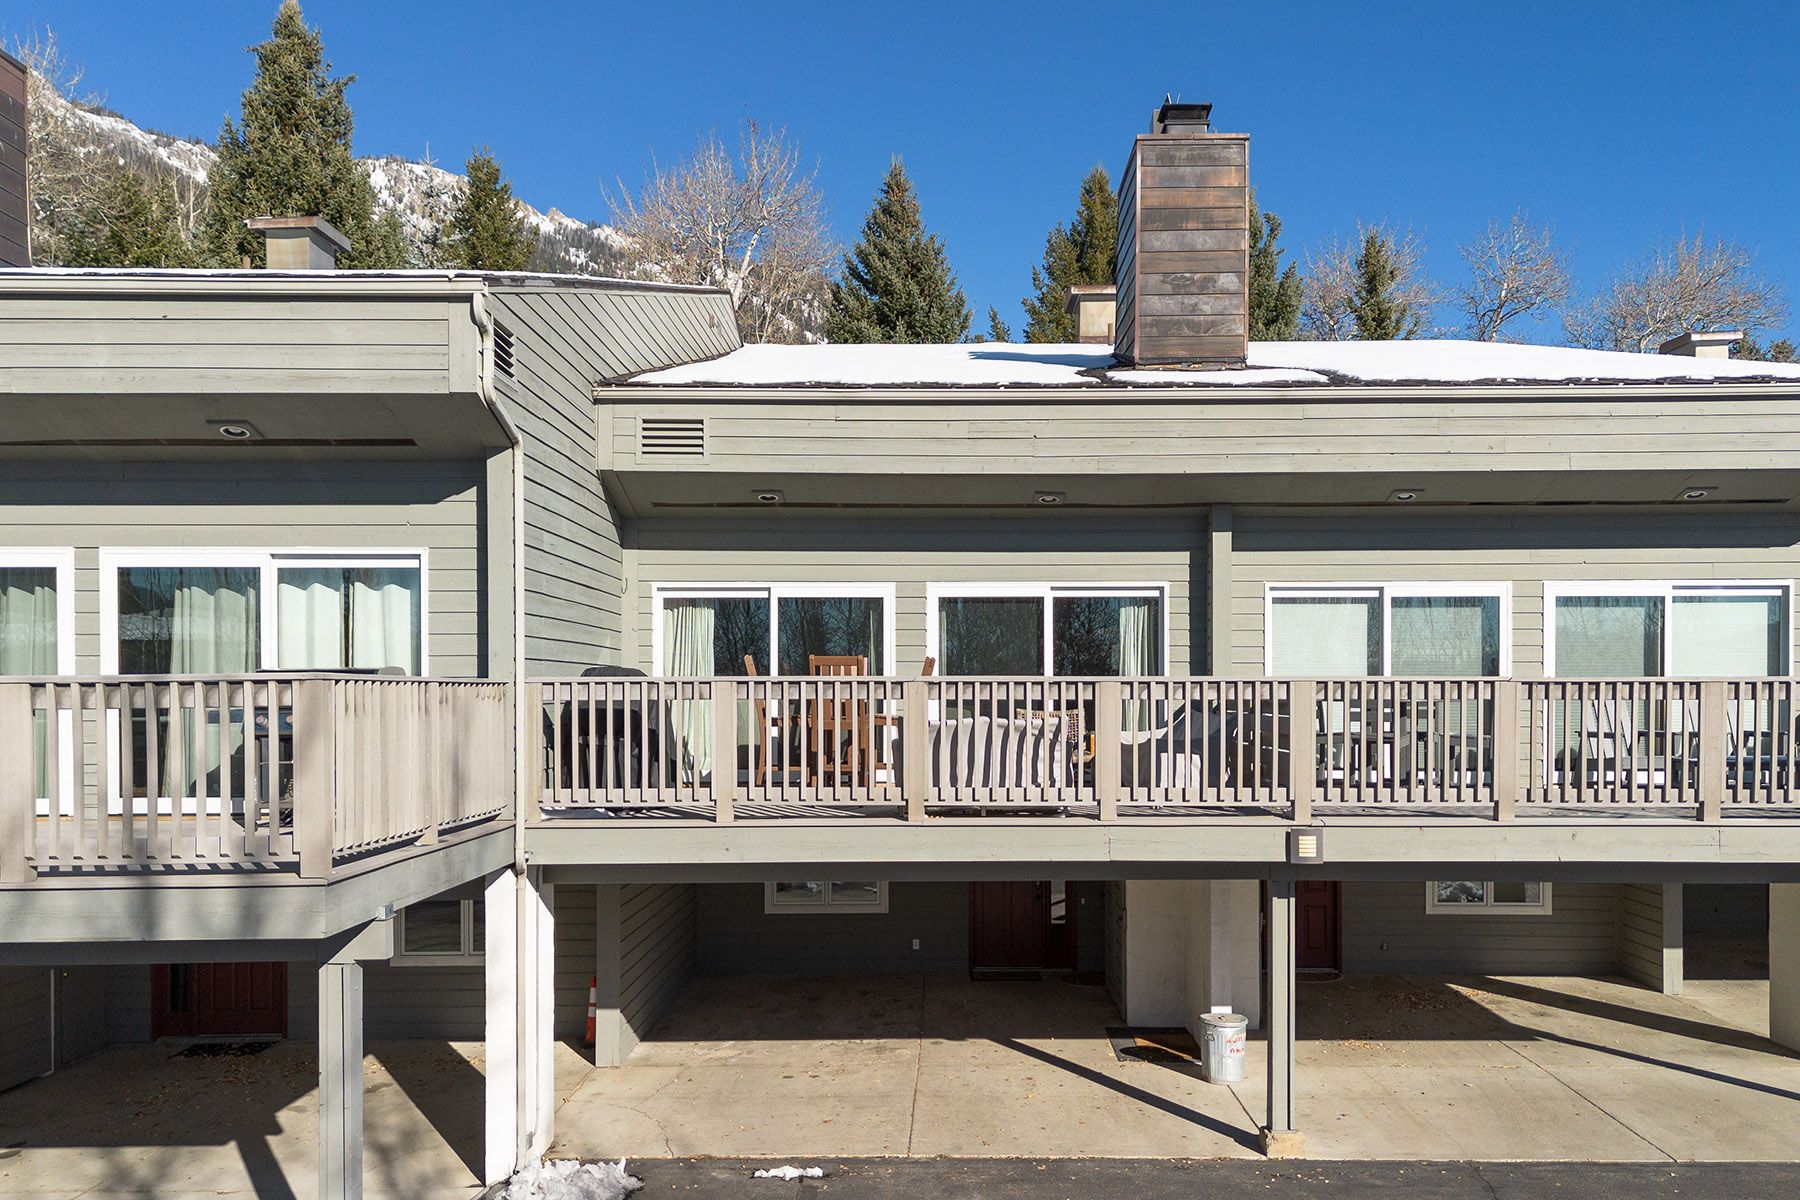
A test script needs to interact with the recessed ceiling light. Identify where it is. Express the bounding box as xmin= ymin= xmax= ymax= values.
xmin=1678 ymin=487 xmax=1713 ymax=502
xmin=1033 ymin=492 xmax=1065 ymax=505
xmin=208 ymin=419 xmax=262 ymax=441
xmin=754 ymin=490 xmax=784 ymax=504
xmin=1388 ymin=489 xmax=1421 ymax=503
